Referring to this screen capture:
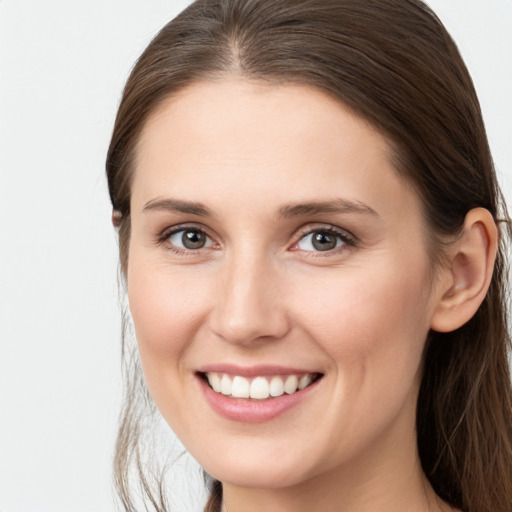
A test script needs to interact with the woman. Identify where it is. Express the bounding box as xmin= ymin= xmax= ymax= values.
xmin=106 ymin=0 xmax=512 ymax=511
